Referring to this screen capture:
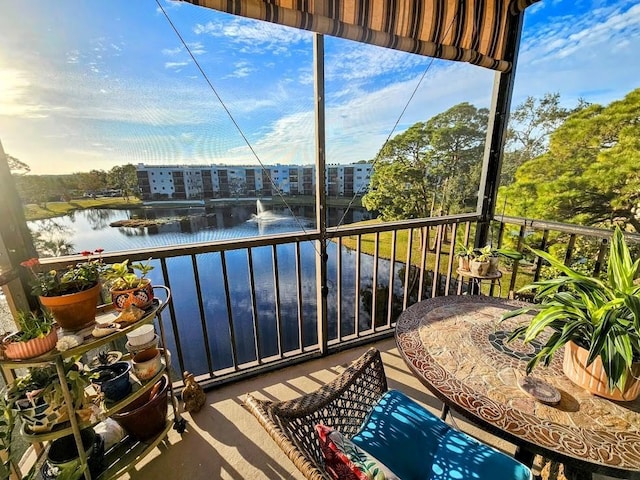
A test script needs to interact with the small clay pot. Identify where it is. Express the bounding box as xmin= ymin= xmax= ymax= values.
xmin=132 ymin=348 xmax=162 ymax=381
